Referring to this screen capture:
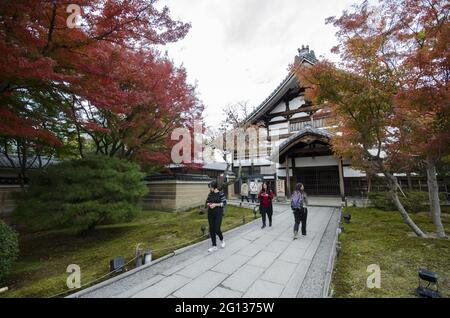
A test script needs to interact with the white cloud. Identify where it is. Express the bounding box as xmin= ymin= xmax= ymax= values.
xmin=161 ymin=0 xmax=358 ymax=127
